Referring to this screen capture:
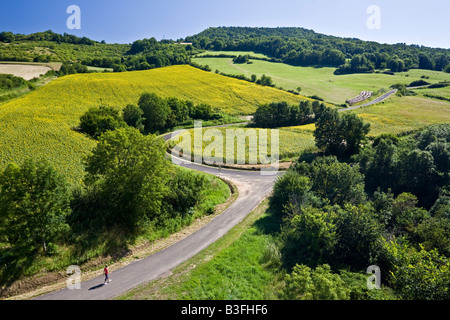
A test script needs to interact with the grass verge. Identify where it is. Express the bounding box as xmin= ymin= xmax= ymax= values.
xmin=118 ymin=198 xmax=285 ymax=300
